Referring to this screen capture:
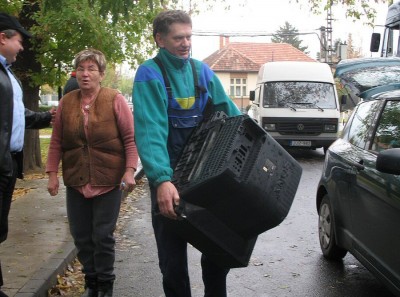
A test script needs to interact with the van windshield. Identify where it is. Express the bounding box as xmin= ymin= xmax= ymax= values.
xmin=262 ymin=82 xmax=337 ymax=109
